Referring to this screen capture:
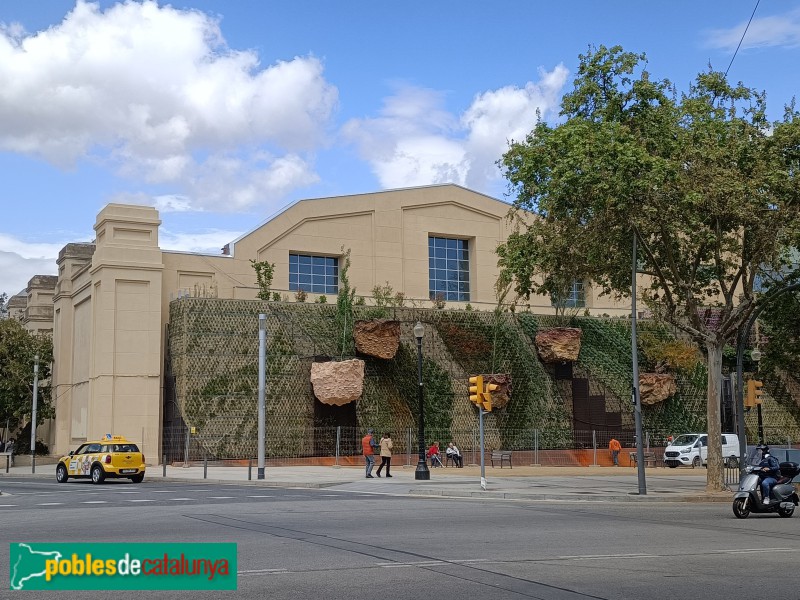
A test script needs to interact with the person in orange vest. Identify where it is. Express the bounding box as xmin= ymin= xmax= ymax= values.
xmin=609 ymin=438 xmax=622 ymax=466
xmin=362 ymin=429 xmax=378 ymax=478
